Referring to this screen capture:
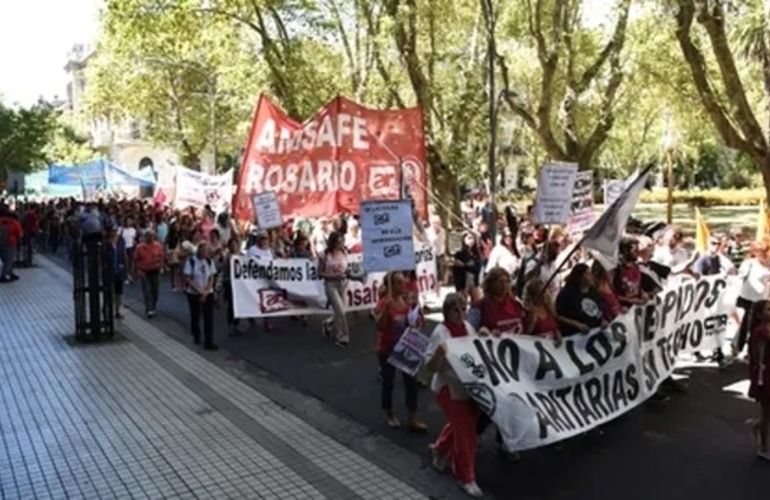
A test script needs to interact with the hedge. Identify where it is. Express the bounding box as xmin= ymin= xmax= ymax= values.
xmin=637 ymin=188 xmax=766 ymax=207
